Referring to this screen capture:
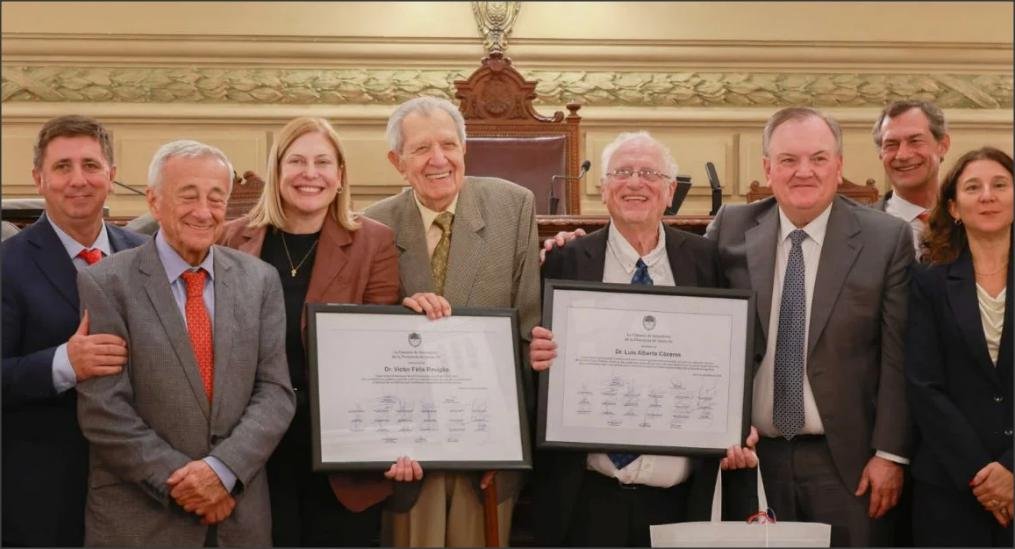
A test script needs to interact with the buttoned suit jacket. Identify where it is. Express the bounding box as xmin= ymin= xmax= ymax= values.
xmin=906 ymin=247 xmax=1013 ymax=490
xmin=531 ymin=223 xmax=729 ymax=545
xmin=1 ymin=214 xmax=146 ymax=546
xmin=705 ymin=196 xmax=914 ymax=491
xmin=364 ymin=176 xmax=541 ymax=504
xmin=219 ymin=213 xmax=403 ymax=512
xmin=75 ymin=239 xmax=296 ymax=547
